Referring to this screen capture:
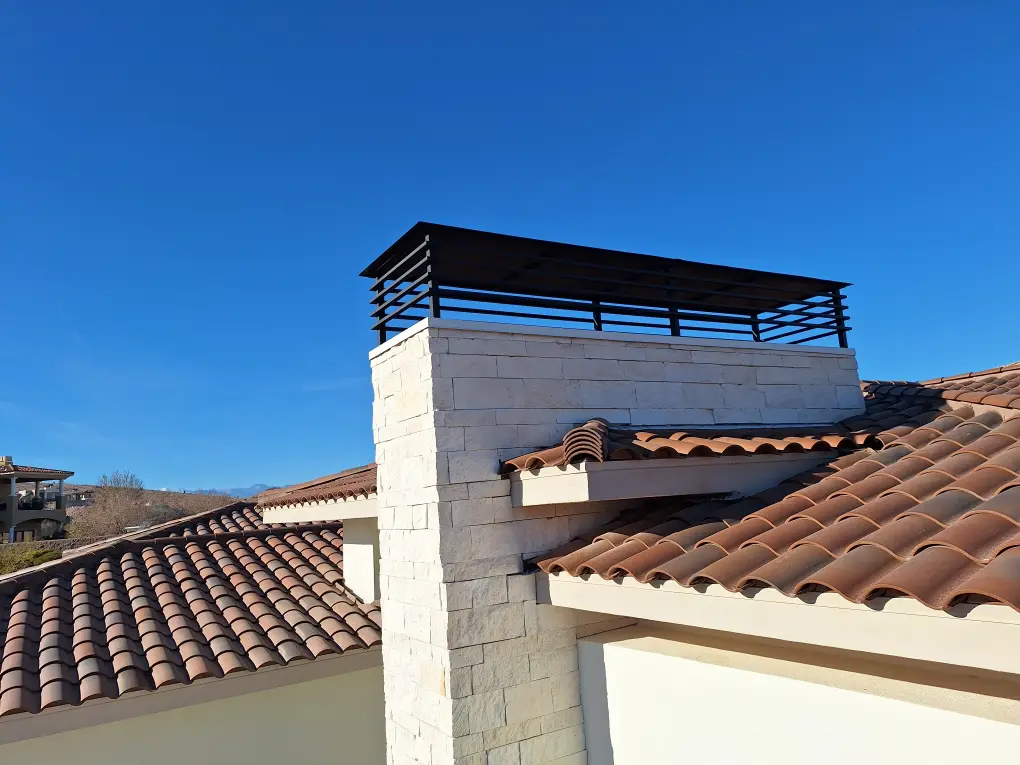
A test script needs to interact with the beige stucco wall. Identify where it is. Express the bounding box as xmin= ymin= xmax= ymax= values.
xmin=0 ymin=665 xmax=385 ymax=765
xmin=579 ymin=625 xmax=1020 ymax=765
